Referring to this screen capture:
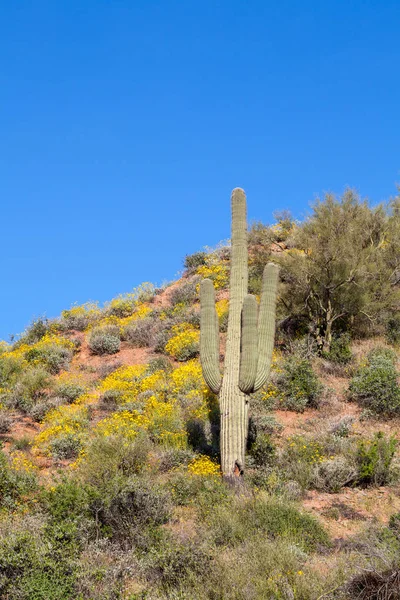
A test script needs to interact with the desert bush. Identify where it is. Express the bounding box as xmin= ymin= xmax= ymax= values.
xmin=0 ymin=410 xmax=12 ymax=433
xmin=0 ymin=447 xmax=37 ymax=508
xmin=248 ymin=433 xmax=276 ymax=467
xmin=355 ymin=432 xmax=398 ymax=486
xmin=77 ymin=433 xmax=151 ymax=491
xmin=386 ymin=314 xmax=400 ymax=346
xmin=99 ymin=475 xmax=172 ymax=542
xmin=389 ymin=512 xmax=400 ymax=539
xmin=313 ymin=456 xmax=358 ymax=493
xmin=208 ymin=494 xmax=330 ymax=552
xmin=16 ymin=317 xmax=50 ymax=346
xmin=157 ymin=447 xmax=195 ymax=472
xmin=49 ymin=433 xmax=83 ymax=459
xmin=0 ymin=506 xmax=81 ymax=600
xmin=28 ymin=397 xmax=62 ymax=422
xmin=169 ymin=279 xmax=199 ymax=306
xmin=154 ymin=537 xmax=212 ymax=589
xmin=184 ymin=251 xmax=207 ymax=272
xmin=165 ymin=323 xmax=200 ymax=361
xmin=146 ymin=356 xmax=173 ymax=375
xmin=6 ymin=366 xmax=52 ymax=411
xmin=323 ymin=333 xmax=352 ymax=364
xmin=55 ymin=378 xmax=86 ymax=403
xmin=59 ymin=302 xmax=101 ymax=331
xmin=277 ymin=356 xmax=323 ymax=412
xmin=124 ymin=317 xmax=155 ymax=347
xmin=26 ymin=343 xmax=74 ymax=374
xmin=88 ymin=325 xmax=121 ymax=355
xmin=348 ymin=349 xmax=400 ymax=416
xmin=153 ymin=326 xmax=172 ymax=353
